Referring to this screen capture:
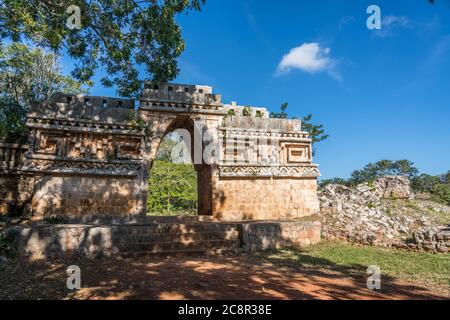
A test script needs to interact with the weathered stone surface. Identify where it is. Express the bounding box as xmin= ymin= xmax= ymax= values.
xmin=398 ymin=226 xmax=450 ymax=253
xmin=0 ymin=82 xmax=321 ymax=222
xmin=374 ymin=175 xmax=413 ymax=199
xmin=241 ymin=221 xmax=321 ymax=252
xmin=214 ymin=178 xmax=319 ymax=221
xmin=320 ymin=178 xmax=449 ymax=252
xmin=4 ymin=220 xmax=321 ymax=260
